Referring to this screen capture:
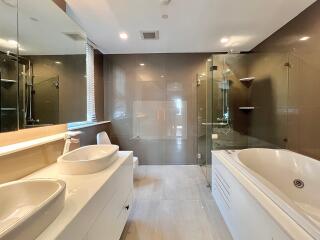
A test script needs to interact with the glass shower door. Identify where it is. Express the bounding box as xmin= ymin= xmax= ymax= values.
xmin=196 ymin=58 xmax=215 ymax=186
xmin=196 ymin=73 xmax=208 ymax=177
xmin=197 ymin=55 xmax=232 ymax=186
